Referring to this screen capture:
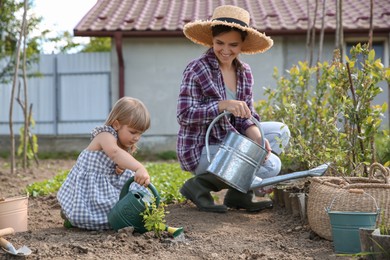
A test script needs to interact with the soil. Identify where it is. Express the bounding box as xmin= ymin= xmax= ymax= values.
xmin=0 ymin=159 xmax=348 ymax=259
